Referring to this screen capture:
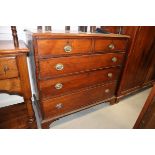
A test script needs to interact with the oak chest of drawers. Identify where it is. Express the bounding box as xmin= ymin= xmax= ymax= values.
xmin=26 ymin=31 xmax=129 ymax=128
